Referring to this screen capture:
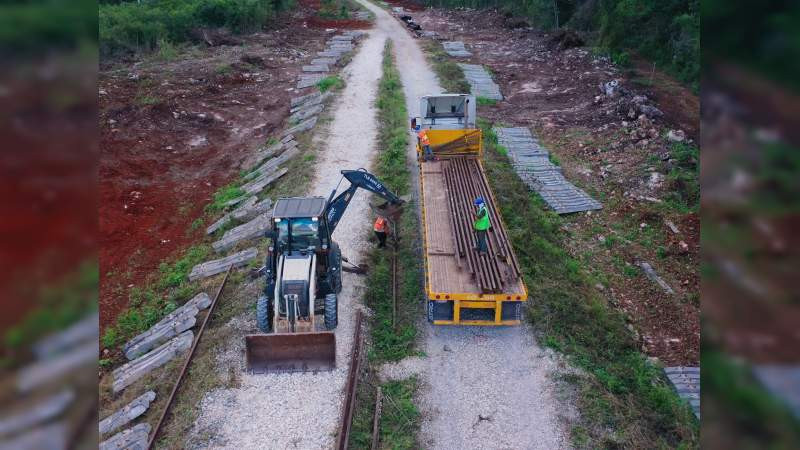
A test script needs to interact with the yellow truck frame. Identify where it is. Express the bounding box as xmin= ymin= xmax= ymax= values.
xmin=413 ymin=94 xmax=527 ymax=325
